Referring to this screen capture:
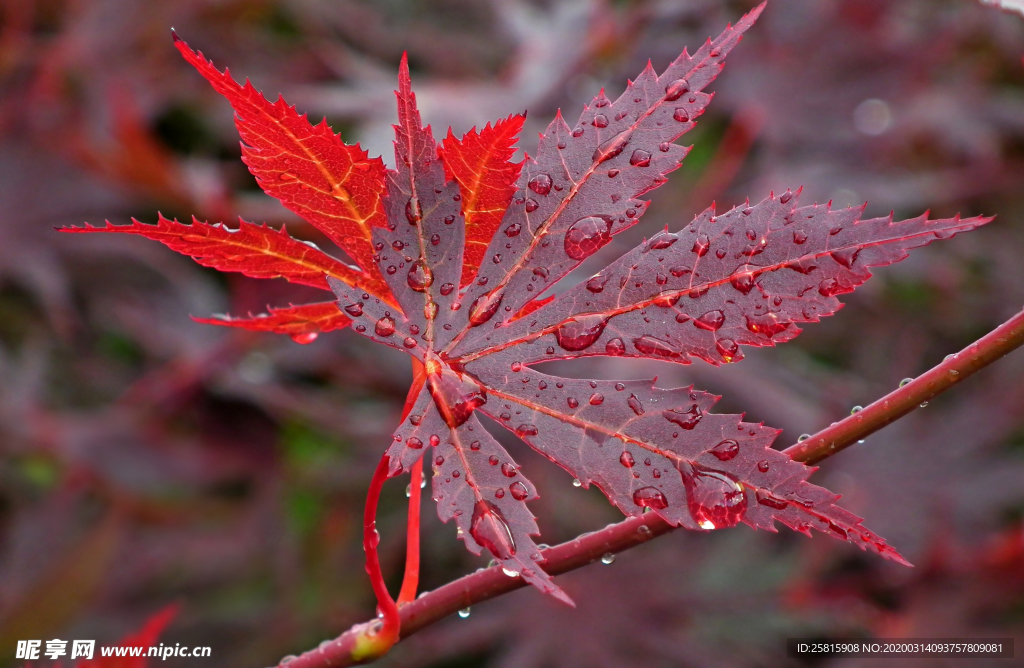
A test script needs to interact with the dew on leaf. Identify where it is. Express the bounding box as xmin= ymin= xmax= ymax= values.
xmin=564 ymin=216 xmax=613 ymax=260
